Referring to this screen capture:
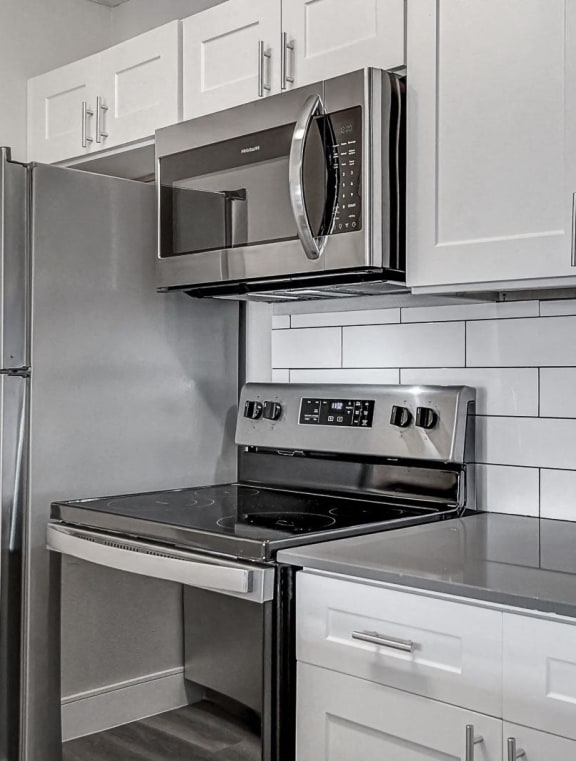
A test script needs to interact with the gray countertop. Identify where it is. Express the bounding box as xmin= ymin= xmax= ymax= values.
xmin=277 ymin=513 xmax=576 ymax=618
